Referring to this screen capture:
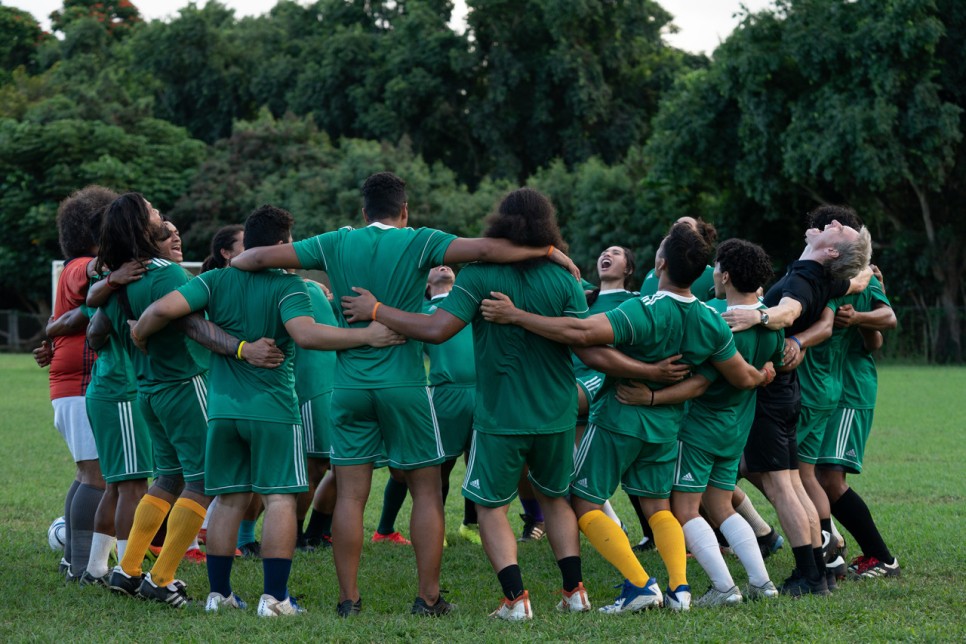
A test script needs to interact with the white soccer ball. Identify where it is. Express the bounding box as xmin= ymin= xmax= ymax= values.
xmin=48 ymin=516 xmax=67 ymax=551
